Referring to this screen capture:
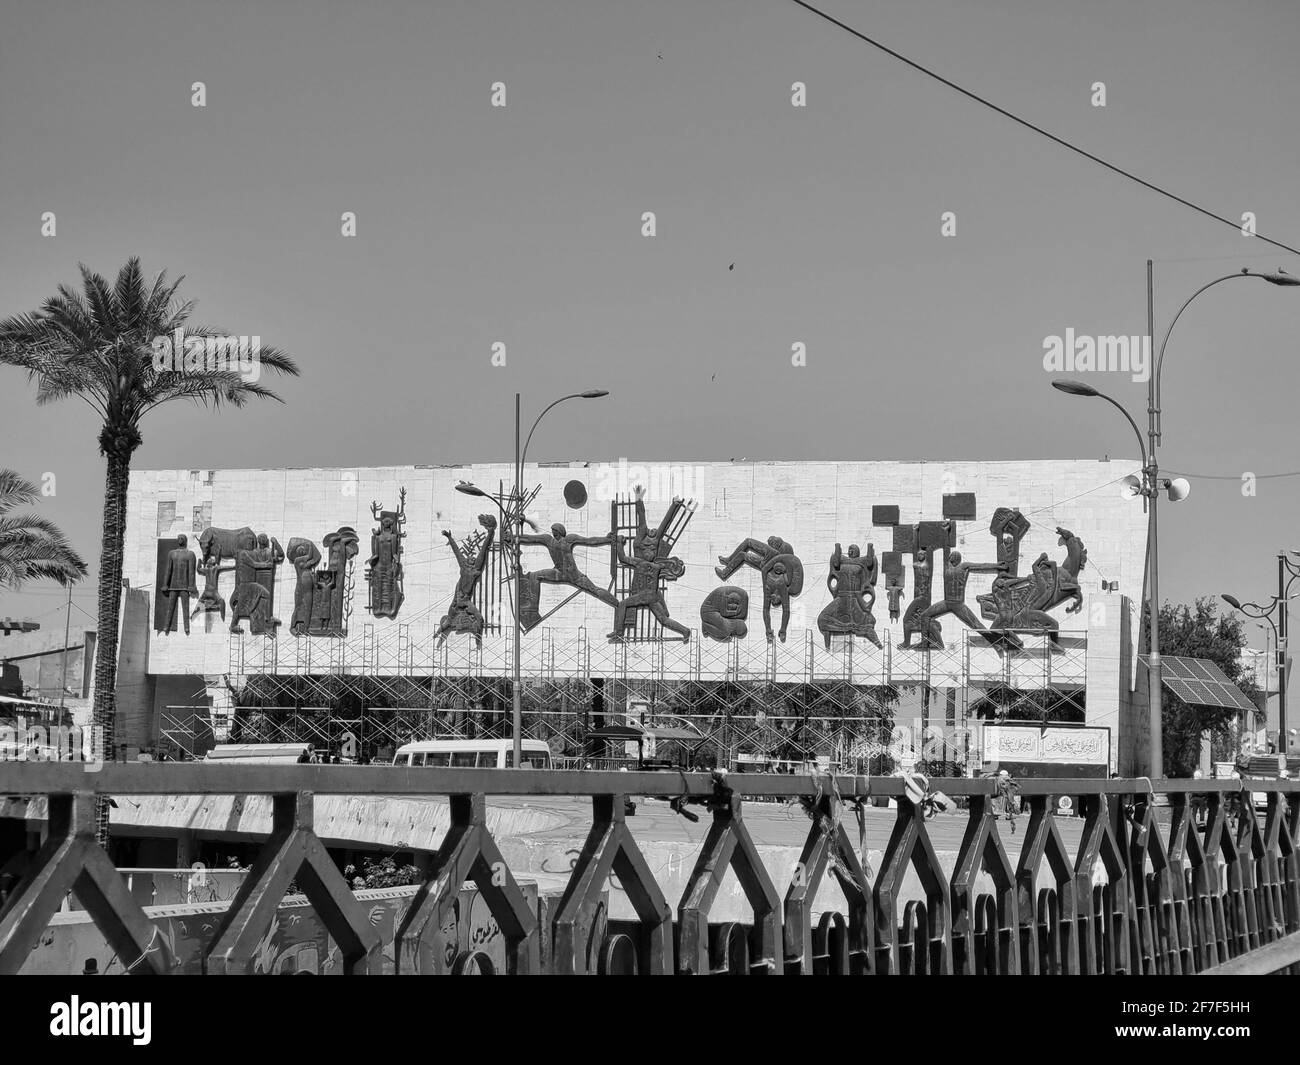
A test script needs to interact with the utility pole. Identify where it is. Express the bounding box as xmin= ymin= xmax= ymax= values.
xmin=58 ymin=583 xmax=72 ymax=717
xmin=1146 ymin=259 xmax=1163 ymax=777
xmin=1278 ymin=551 xmax=1292 ymax=767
